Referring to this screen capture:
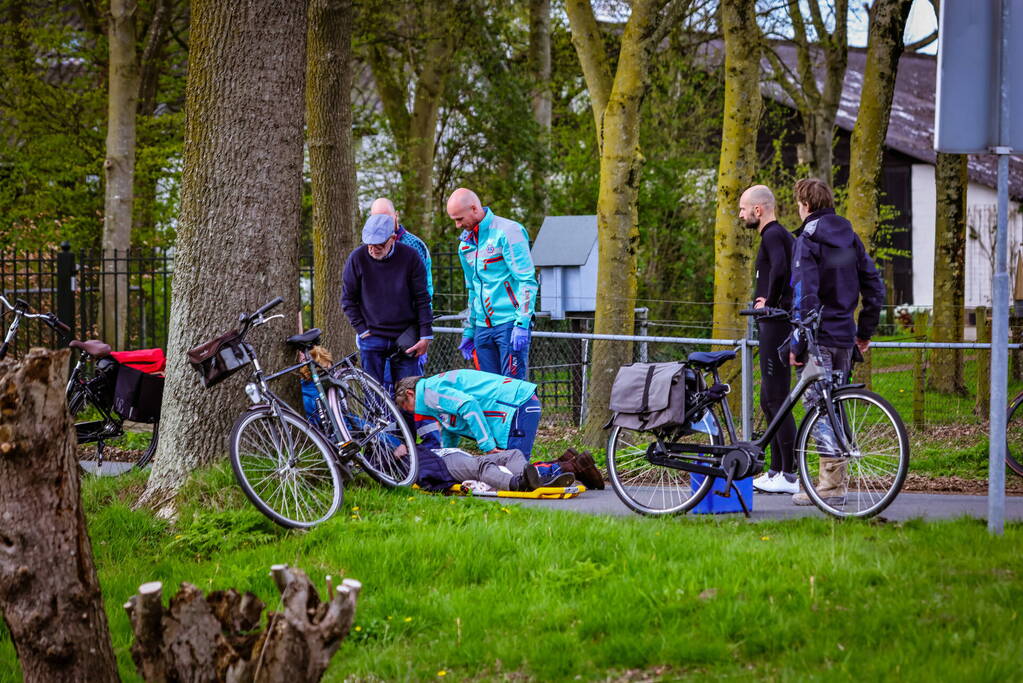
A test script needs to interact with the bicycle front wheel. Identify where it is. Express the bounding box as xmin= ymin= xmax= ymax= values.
xmin=1006 ymin=393 xmax=1023 ymax=477
xmin=607 ymin=409 xmax=722 ymax=516
xmin=230 ymin=407 xmax=343 ymax=529
xmin=796 ymin=388 xmax=909 ymax=518
xmin=327 ymin=369 xmax=418 ymax=488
